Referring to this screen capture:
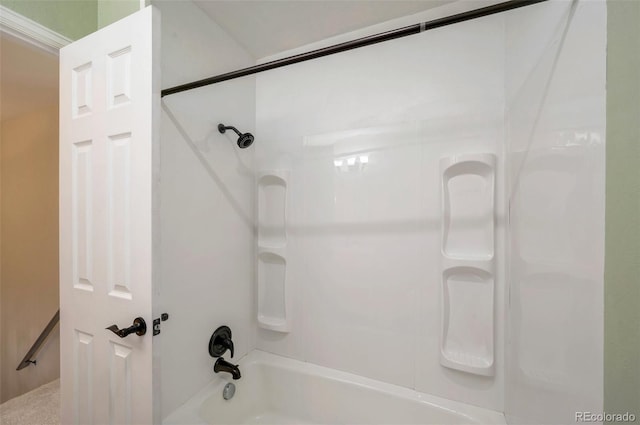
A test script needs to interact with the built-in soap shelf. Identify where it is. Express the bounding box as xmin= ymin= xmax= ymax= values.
xmin=257 ymin=170 xmax=291 ymax=333
xmin=258 ymin=170 xmax=289 ymax=248
xmin=440 ymin=153 xmax=495 ymax=377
